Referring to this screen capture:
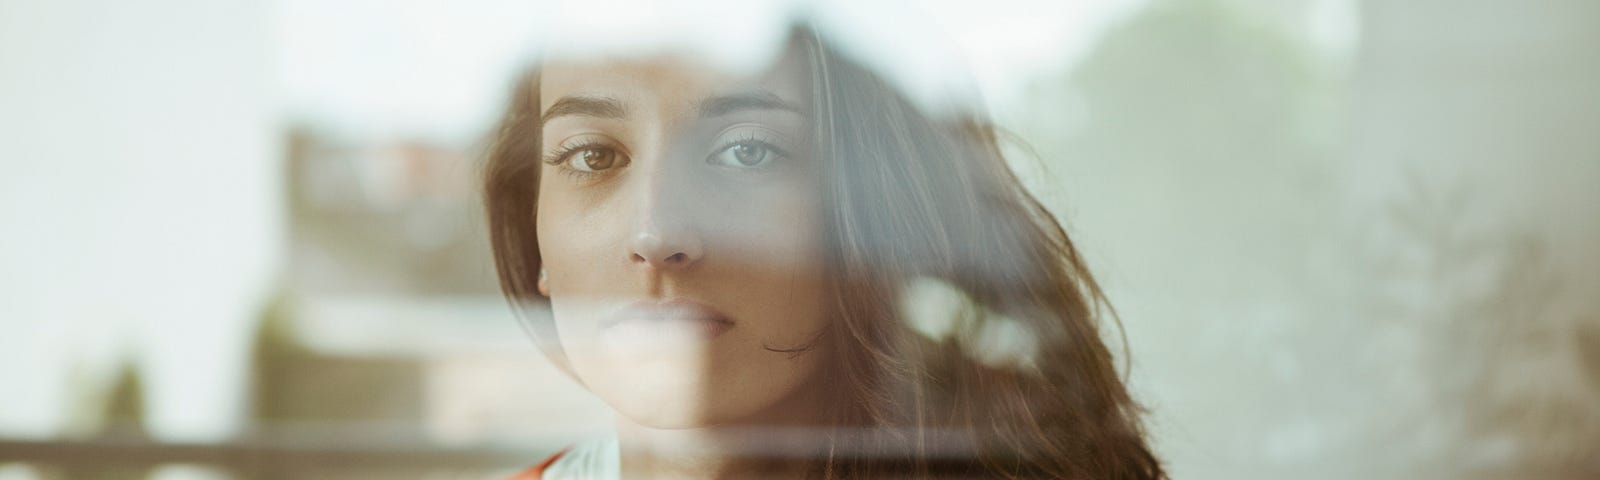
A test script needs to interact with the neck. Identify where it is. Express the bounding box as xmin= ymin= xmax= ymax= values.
xmin=612 ymin=380 xmax=832 ymax=480
xmin=614 ymin=426 xmax=811 ymax=480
